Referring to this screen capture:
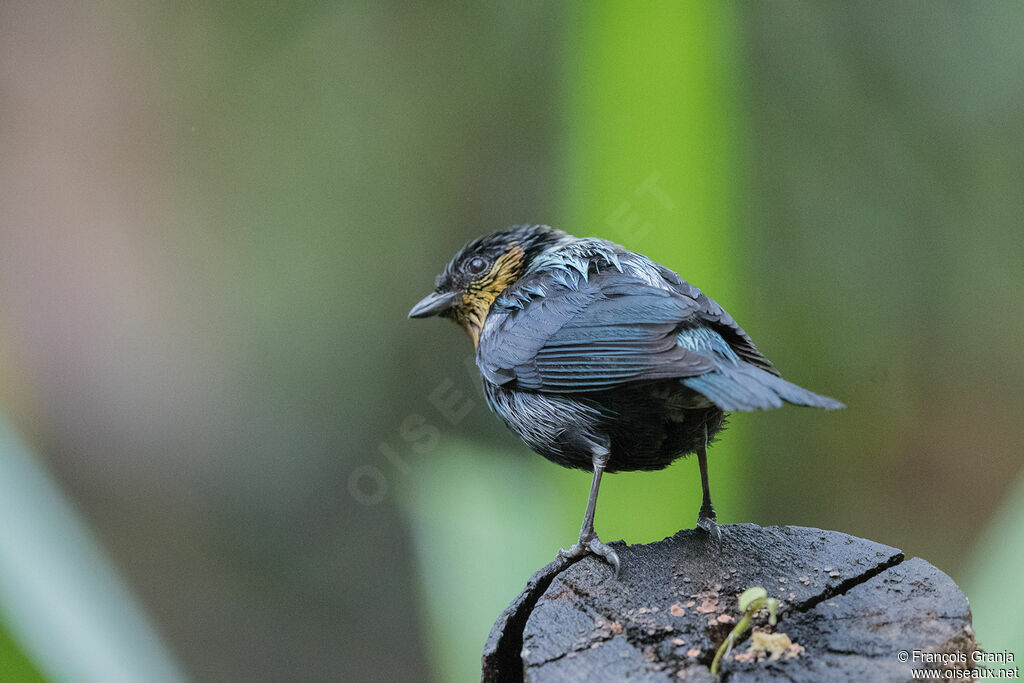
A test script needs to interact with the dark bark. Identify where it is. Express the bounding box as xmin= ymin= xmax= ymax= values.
xmin=483 ymin=524 xmax=976 ymax=682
